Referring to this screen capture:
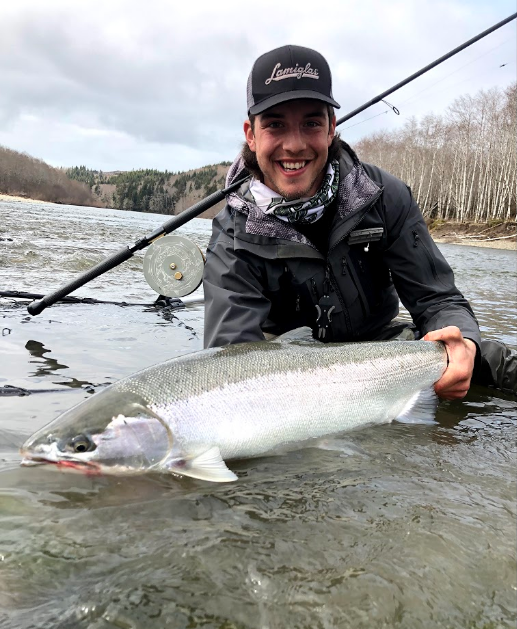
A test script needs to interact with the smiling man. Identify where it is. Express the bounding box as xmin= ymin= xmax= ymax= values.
xmin=203 ymin=45 xmax=485 ymax=400
xmin=244 ymin=100 xmax=336 ymax=201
